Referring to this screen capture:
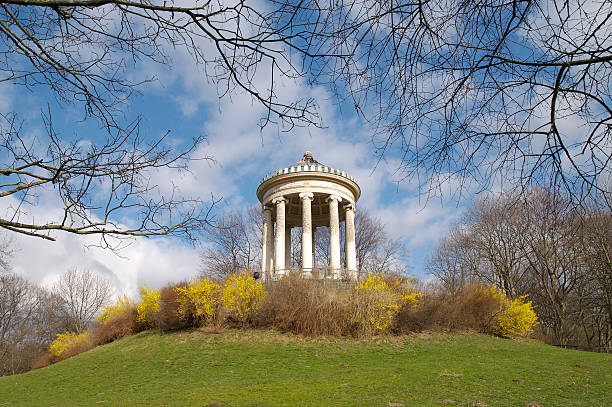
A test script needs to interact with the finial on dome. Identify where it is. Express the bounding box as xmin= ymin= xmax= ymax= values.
xmin=296 ymin=151 xmax=320 ymax=165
